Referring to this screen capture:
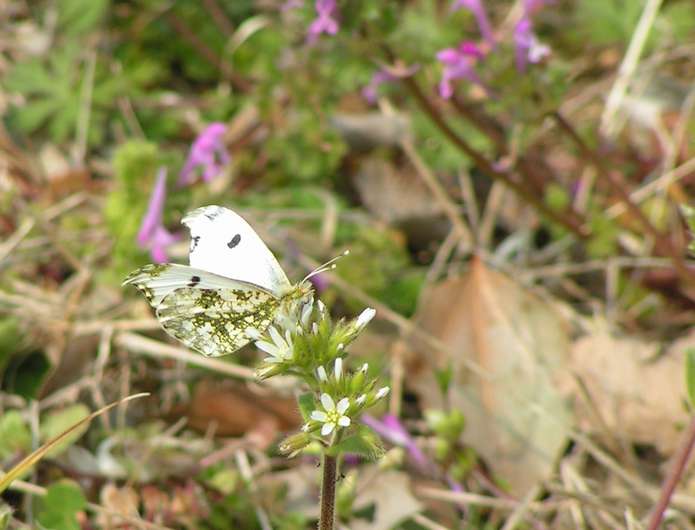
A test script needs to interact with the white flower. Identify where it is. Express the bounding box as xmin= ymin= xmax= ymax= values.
xmin=360 ymin=363 xmax=368 ymax=373
xmin=356 ymin=308 xmax=376 ymax=329
xmin=310 ymin=393 xmax=351 ymax=436
xmin=255 ymin=326 xmax=293 ymax=363
xmin=375 ymin=387 xmax=390 ymax=400
xmin=356 ymin=394 xmax=367 ymax=405
xmin=317 ymin=365 xmax=328 ymax=382
xmin=300 ymin=299 xmax=314 ymax=328
xmin=334 ymin=357 xmax=343 ymax=380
